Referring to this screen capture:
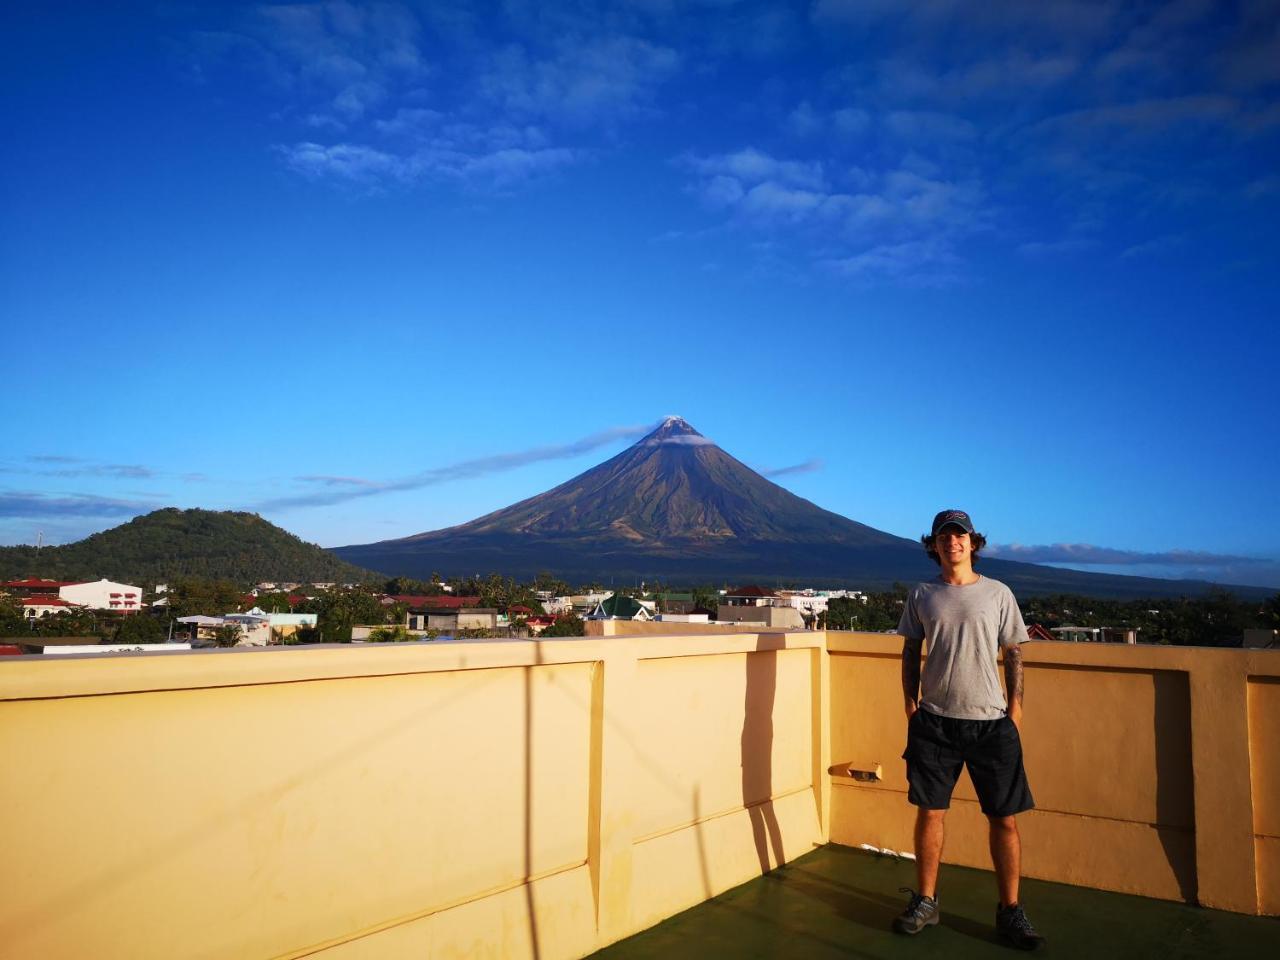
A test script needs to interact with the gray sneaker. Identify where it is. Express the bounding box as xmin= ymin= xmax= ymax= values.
xmin=893 ymin=887 xmax=940 ymax=934
xmin=996 ymin=902 xmax=1046 ymax=950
